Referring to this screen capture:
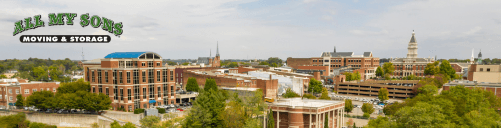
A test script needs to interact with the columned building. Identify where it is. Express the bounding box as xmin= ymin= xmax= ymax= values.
xmin=390 ymin=31 xmax=435 ymax=78
xmin=83 ymin=52 xmax=176 ymax=111
xmin=269 ymin=98 xmax=345 ymax=128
